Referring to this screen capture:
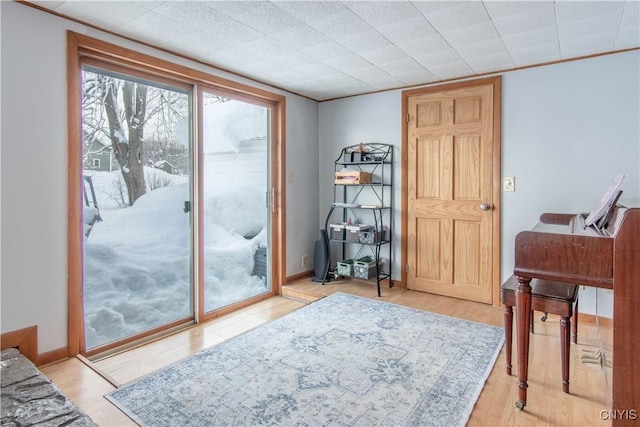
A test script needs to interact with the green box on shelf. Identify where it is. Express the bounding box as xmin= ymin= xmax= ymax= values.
xmin=336 ymin=259 xmax=354 ymax=276
xmin=354 ymin=264 xmax=377 ymax=279
xmin=359 ymin=229 xmax=382 ymax=244
xmin=354 ymin=256 xmax=376 ymax=268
